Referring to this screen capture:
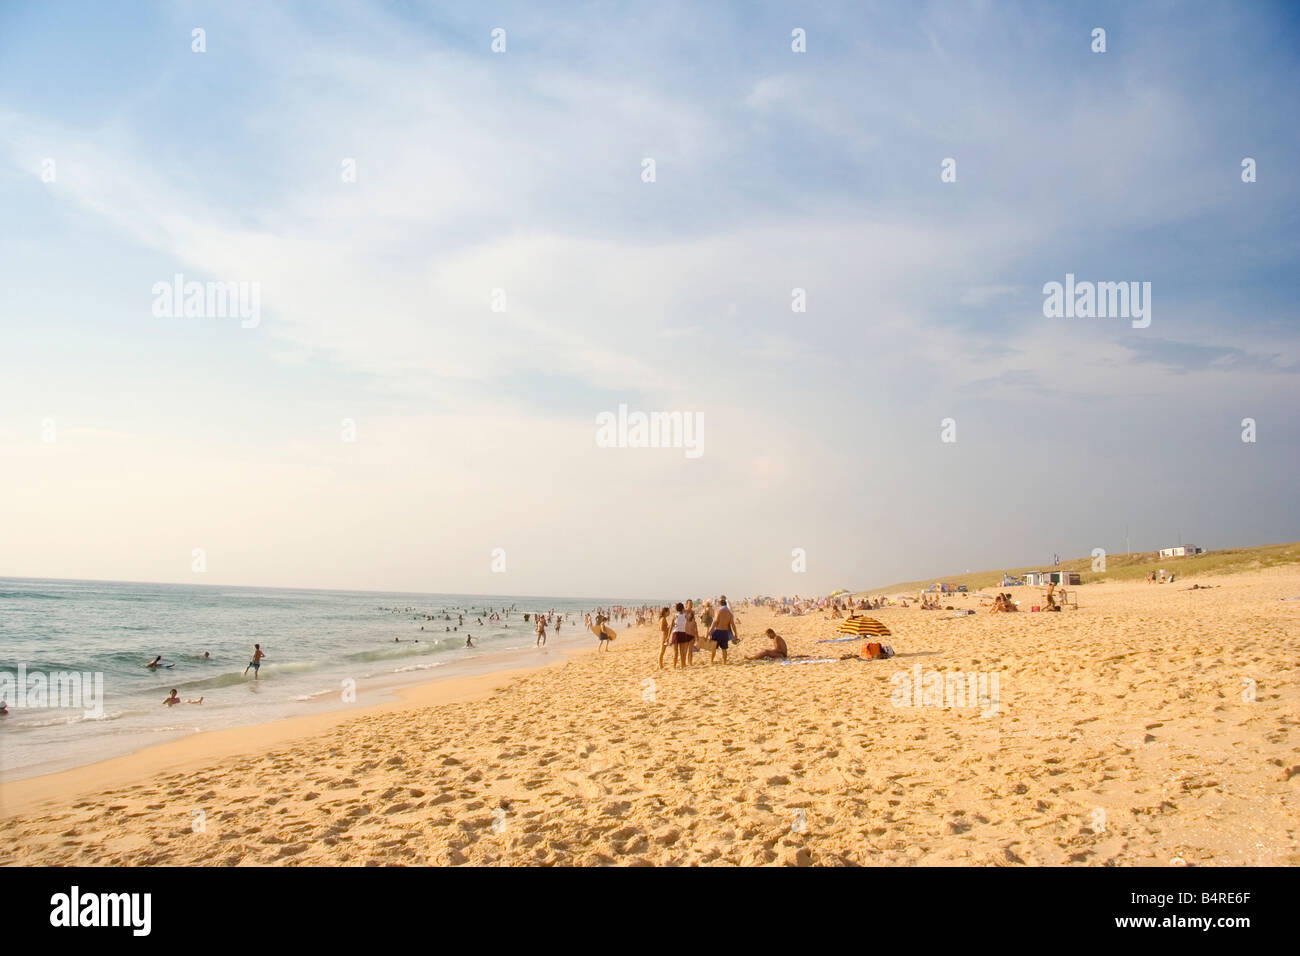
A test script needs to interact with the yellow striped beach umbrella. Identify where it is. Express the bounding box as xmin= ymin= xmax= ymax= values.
xmin=835 ymin=616 xmax=891 ymax=637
